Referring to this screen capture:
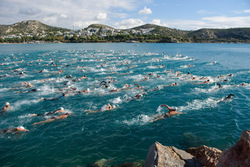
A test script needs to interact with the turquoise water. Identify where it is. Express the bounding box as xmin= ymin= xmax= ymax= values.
xmin=0 ymin=43 xmax=249 ymax=166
